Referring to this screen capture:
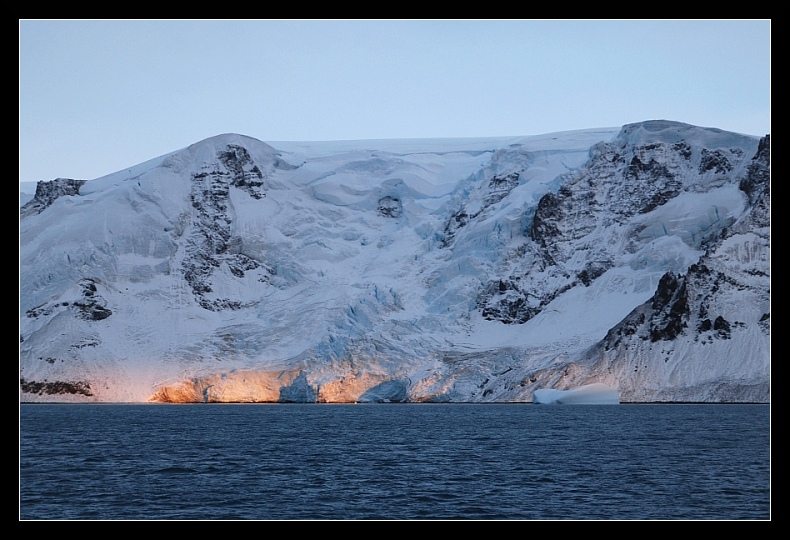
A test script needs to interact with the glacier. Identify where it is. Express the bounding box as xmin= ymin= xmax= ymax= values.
xmin=18 ymin=121 xmax=770 ymax=403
